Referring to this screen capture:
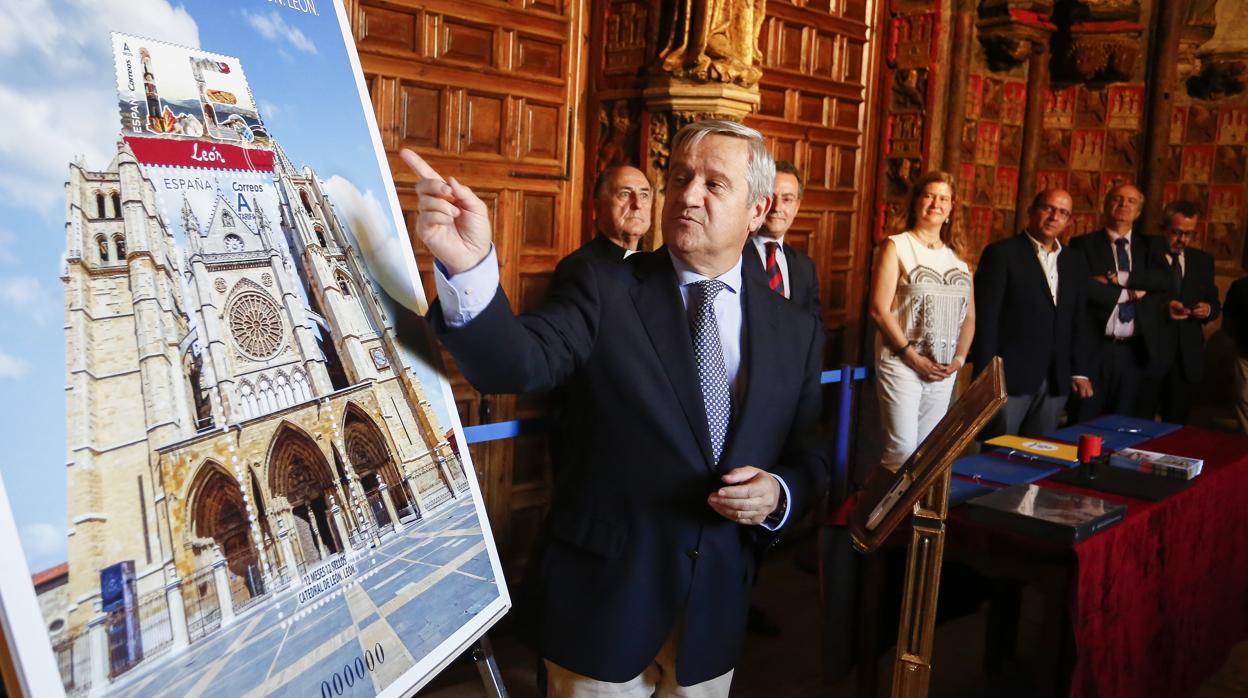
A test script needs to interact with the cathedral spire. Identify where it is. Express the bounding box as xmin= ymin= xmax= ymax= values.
xmin=254 ymin=195 xmax=269 ymax=231
xmin=181 ymin=192 xmax=201 ymax=253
